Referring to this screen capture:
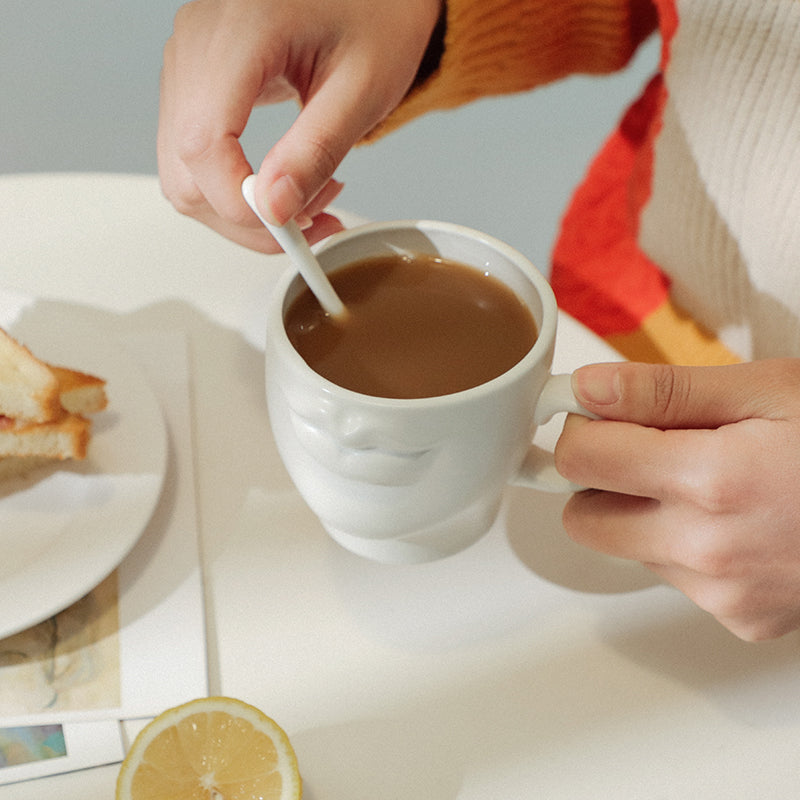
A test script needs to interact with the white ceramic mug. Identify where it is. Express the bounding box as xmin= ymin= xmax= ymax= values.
xmin=265 ymin=220 xmax=593 ymax=564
